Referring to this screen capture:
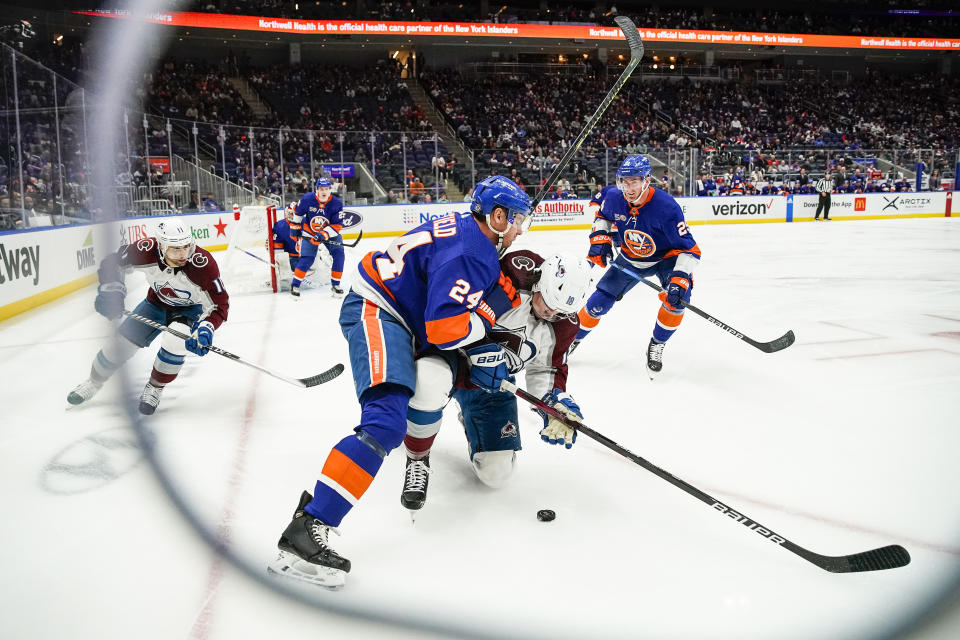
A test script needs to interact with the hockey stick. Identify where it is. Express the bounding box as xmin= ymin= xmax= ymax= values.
xmin=500 ymin=379 xmax=910 ymax=573
xmin=122 ymin=311 xmax=344 ymax=388
xmin=325 ymin=230 xmax=363 ymax=248
xmin=608 ymin=262 xmax=795 ymax=353
xmin=522 ymin=16 xmax=643 ymax=232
